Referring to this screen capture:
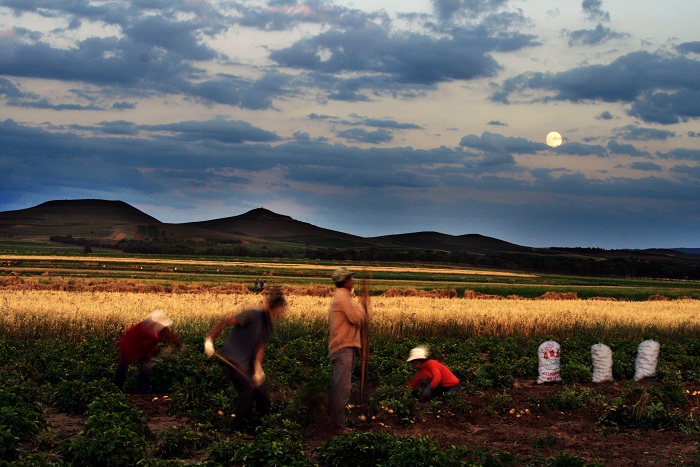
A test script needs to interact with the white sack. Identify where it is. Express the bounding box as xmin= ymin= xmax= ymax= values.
xmin=591 ymin=343 xmax=613 ymax=383
xmin=537 ymin=341 xmax=561 ymax=384
xmin=634 ymin=339 xmax=660 ymax=381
